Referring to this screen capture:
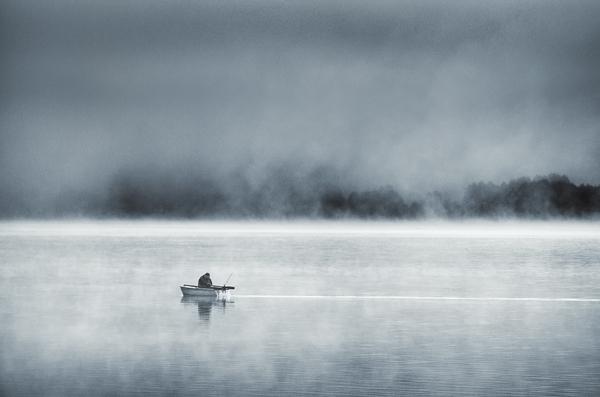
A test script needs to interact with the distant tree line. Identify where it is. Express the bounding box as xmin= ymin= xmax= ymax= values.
xmin=460 ymin=174 xmax=600 ymax=217
xmin=2 ymin=172 xmax=599 ymax=218
xmin=103 ymin=173 xmax=600 ymax=219
xmin=319 ymin=188 xmax=423 ymax=218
